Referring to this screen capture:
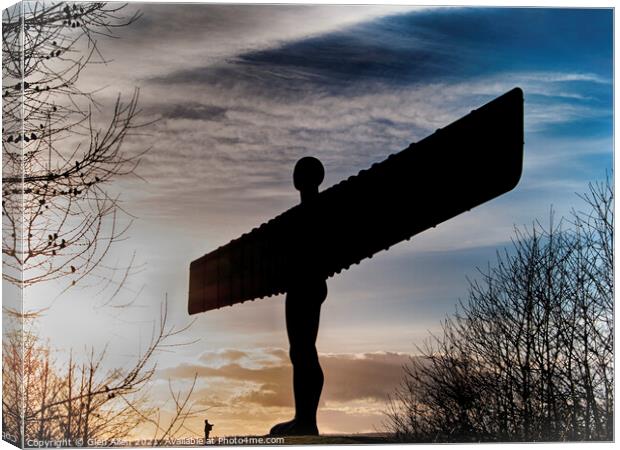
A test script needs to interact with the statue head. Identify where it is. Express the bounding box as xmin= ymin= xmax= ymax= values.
xmin=293 ymin=156 xmax=324 ymax=194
